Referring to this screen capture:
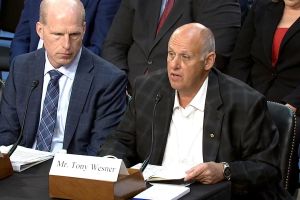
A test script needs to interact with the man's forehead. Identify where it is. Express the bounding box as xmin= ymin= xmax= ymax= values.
xmin=168 ymin=38 xmax=199 ymax=53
